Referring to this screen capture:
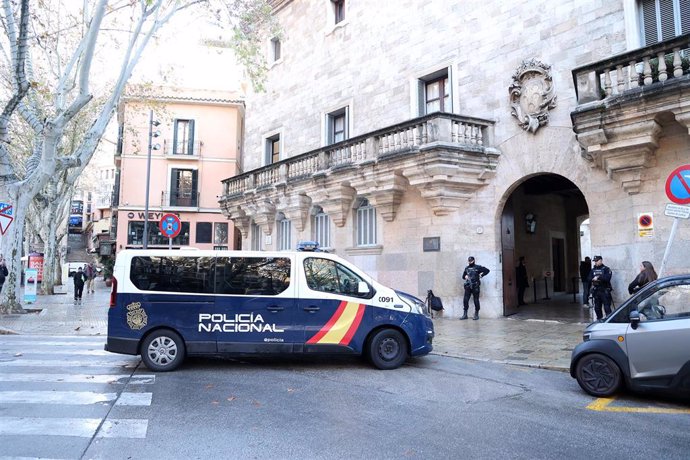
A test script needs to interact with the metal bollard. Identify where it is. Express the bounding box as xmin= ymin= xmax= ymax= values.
xmin=572 ymin=277 xmax=578 ymax=303
xmin=543 ymin=277 xmax=550 ymax=300
xmin=532 ymin=279 xmax=538 ymax=304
